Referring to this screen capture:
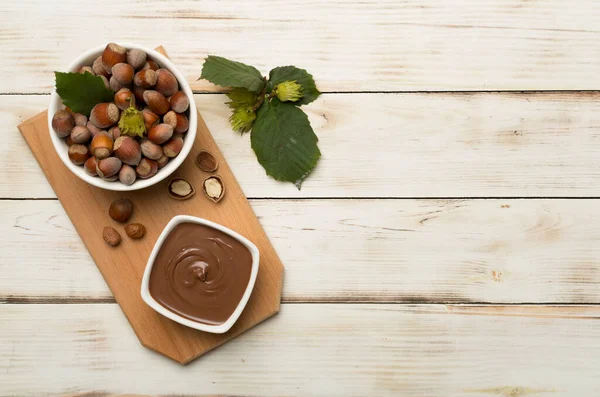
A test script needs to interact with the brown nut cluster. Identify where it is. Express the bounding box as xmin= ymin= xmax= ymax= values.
xmin=103 ymin=198 xmax=147 ymax=247
xmin=51 ymin=42 xmax=191 ymax=186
